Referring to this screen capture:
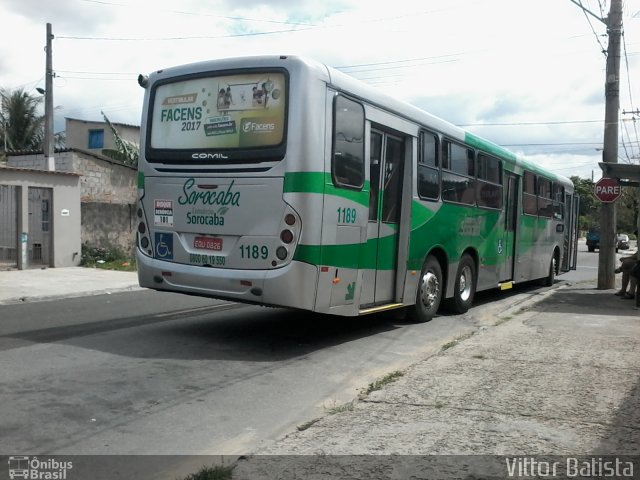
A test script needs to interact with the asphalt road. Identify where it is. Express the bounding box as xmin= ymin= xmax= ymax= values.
xmin=0 ymin=244 xmax=600 ymax=457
